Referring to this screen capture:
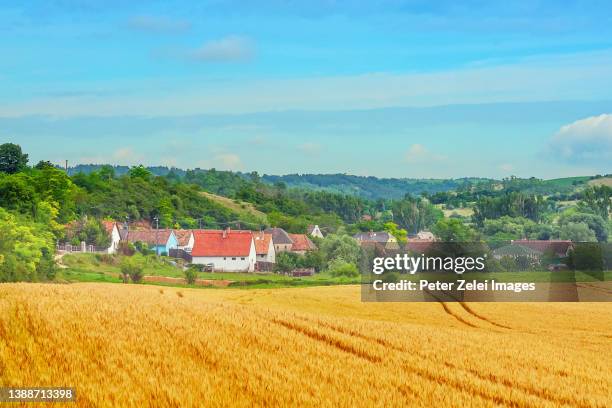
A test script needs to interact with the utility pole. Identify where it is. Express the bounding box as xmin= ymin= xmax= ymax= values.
xmin=154 ymin=216 xmax=159 ymax=256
